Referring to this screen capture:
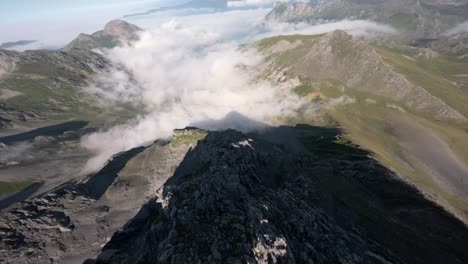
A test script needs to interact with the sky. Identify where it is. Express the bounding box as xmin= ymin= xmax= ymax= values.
xmin=0 ymin=0 xmax=180 ymax=47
